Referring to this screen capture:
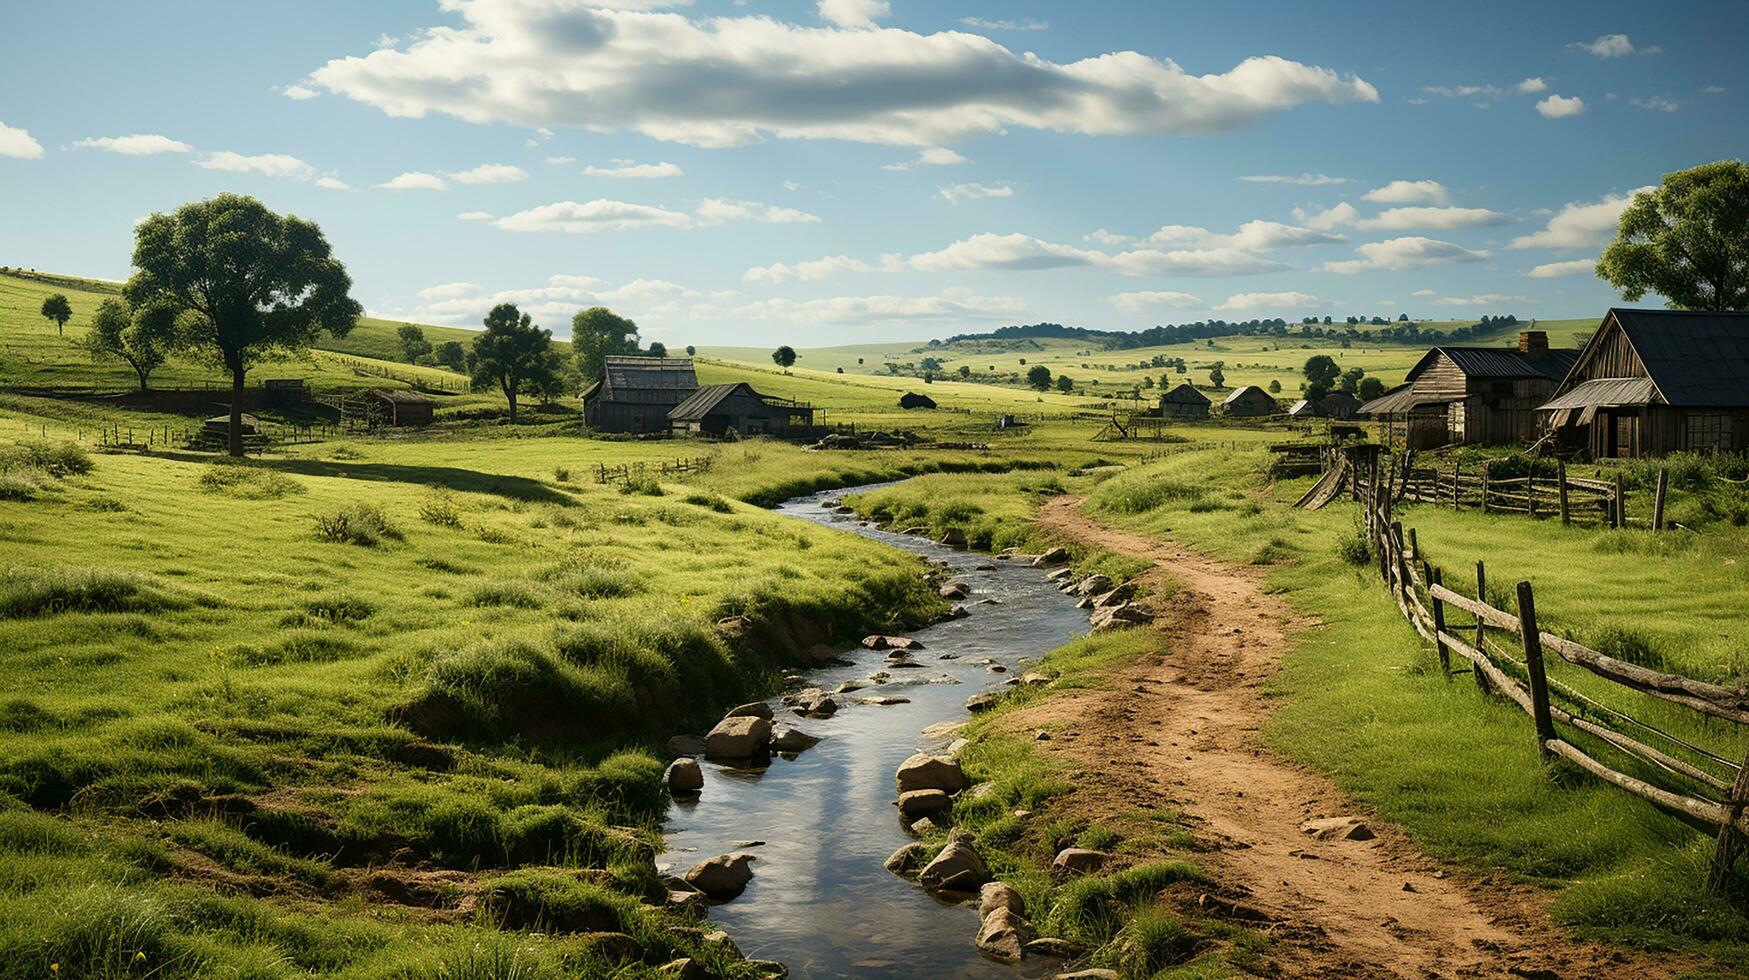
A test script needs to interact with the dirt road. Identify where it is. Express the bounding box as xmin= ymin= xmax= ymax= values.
xmin=1004 ymin=496 xmax=1664 ymax=978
